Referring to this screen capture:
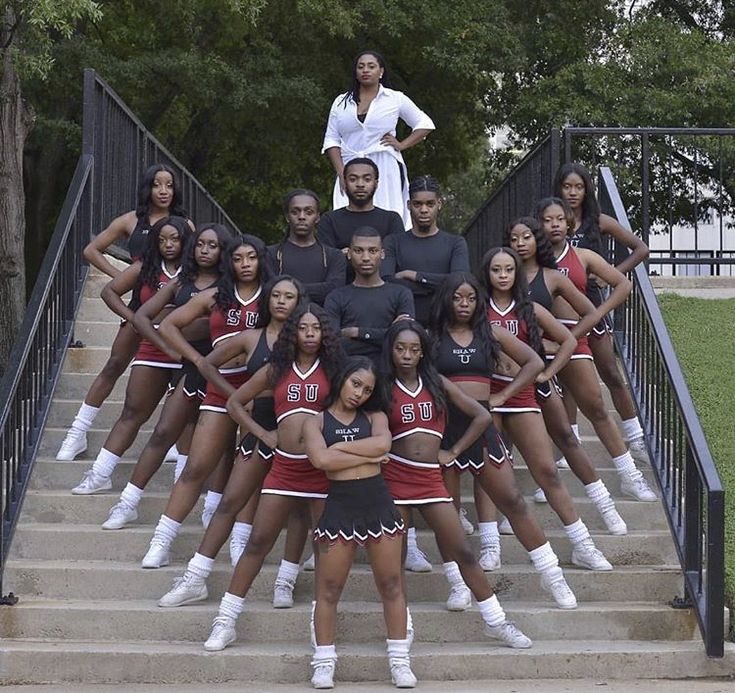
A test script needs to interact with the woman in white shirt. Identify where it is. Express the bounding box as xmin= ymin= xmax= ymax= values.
xmin=322 ymin=50 xmax=435 ymax=228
